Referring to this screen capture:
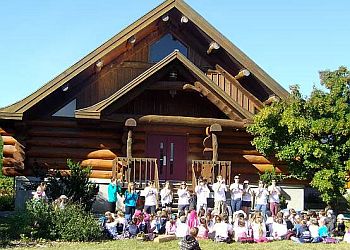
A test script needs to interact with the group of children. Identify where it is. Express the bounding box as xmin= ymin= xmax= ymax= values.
xmin=103 ymin=177 xmax=350 ymax=247
xmin=101 ymin=205 xmax=350 ymax=246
